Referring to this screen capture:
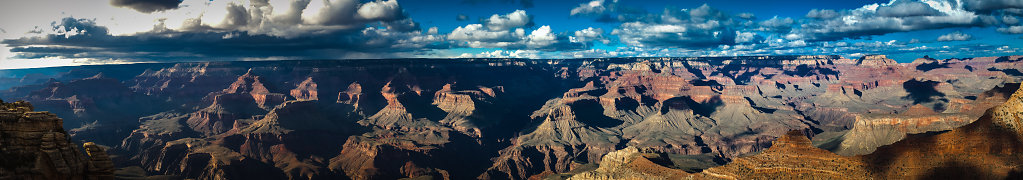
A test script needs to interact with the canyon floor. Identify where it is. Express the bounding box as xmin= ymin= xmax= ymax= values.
xmin=1 ymin=55 xmax=1021 ymax=179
